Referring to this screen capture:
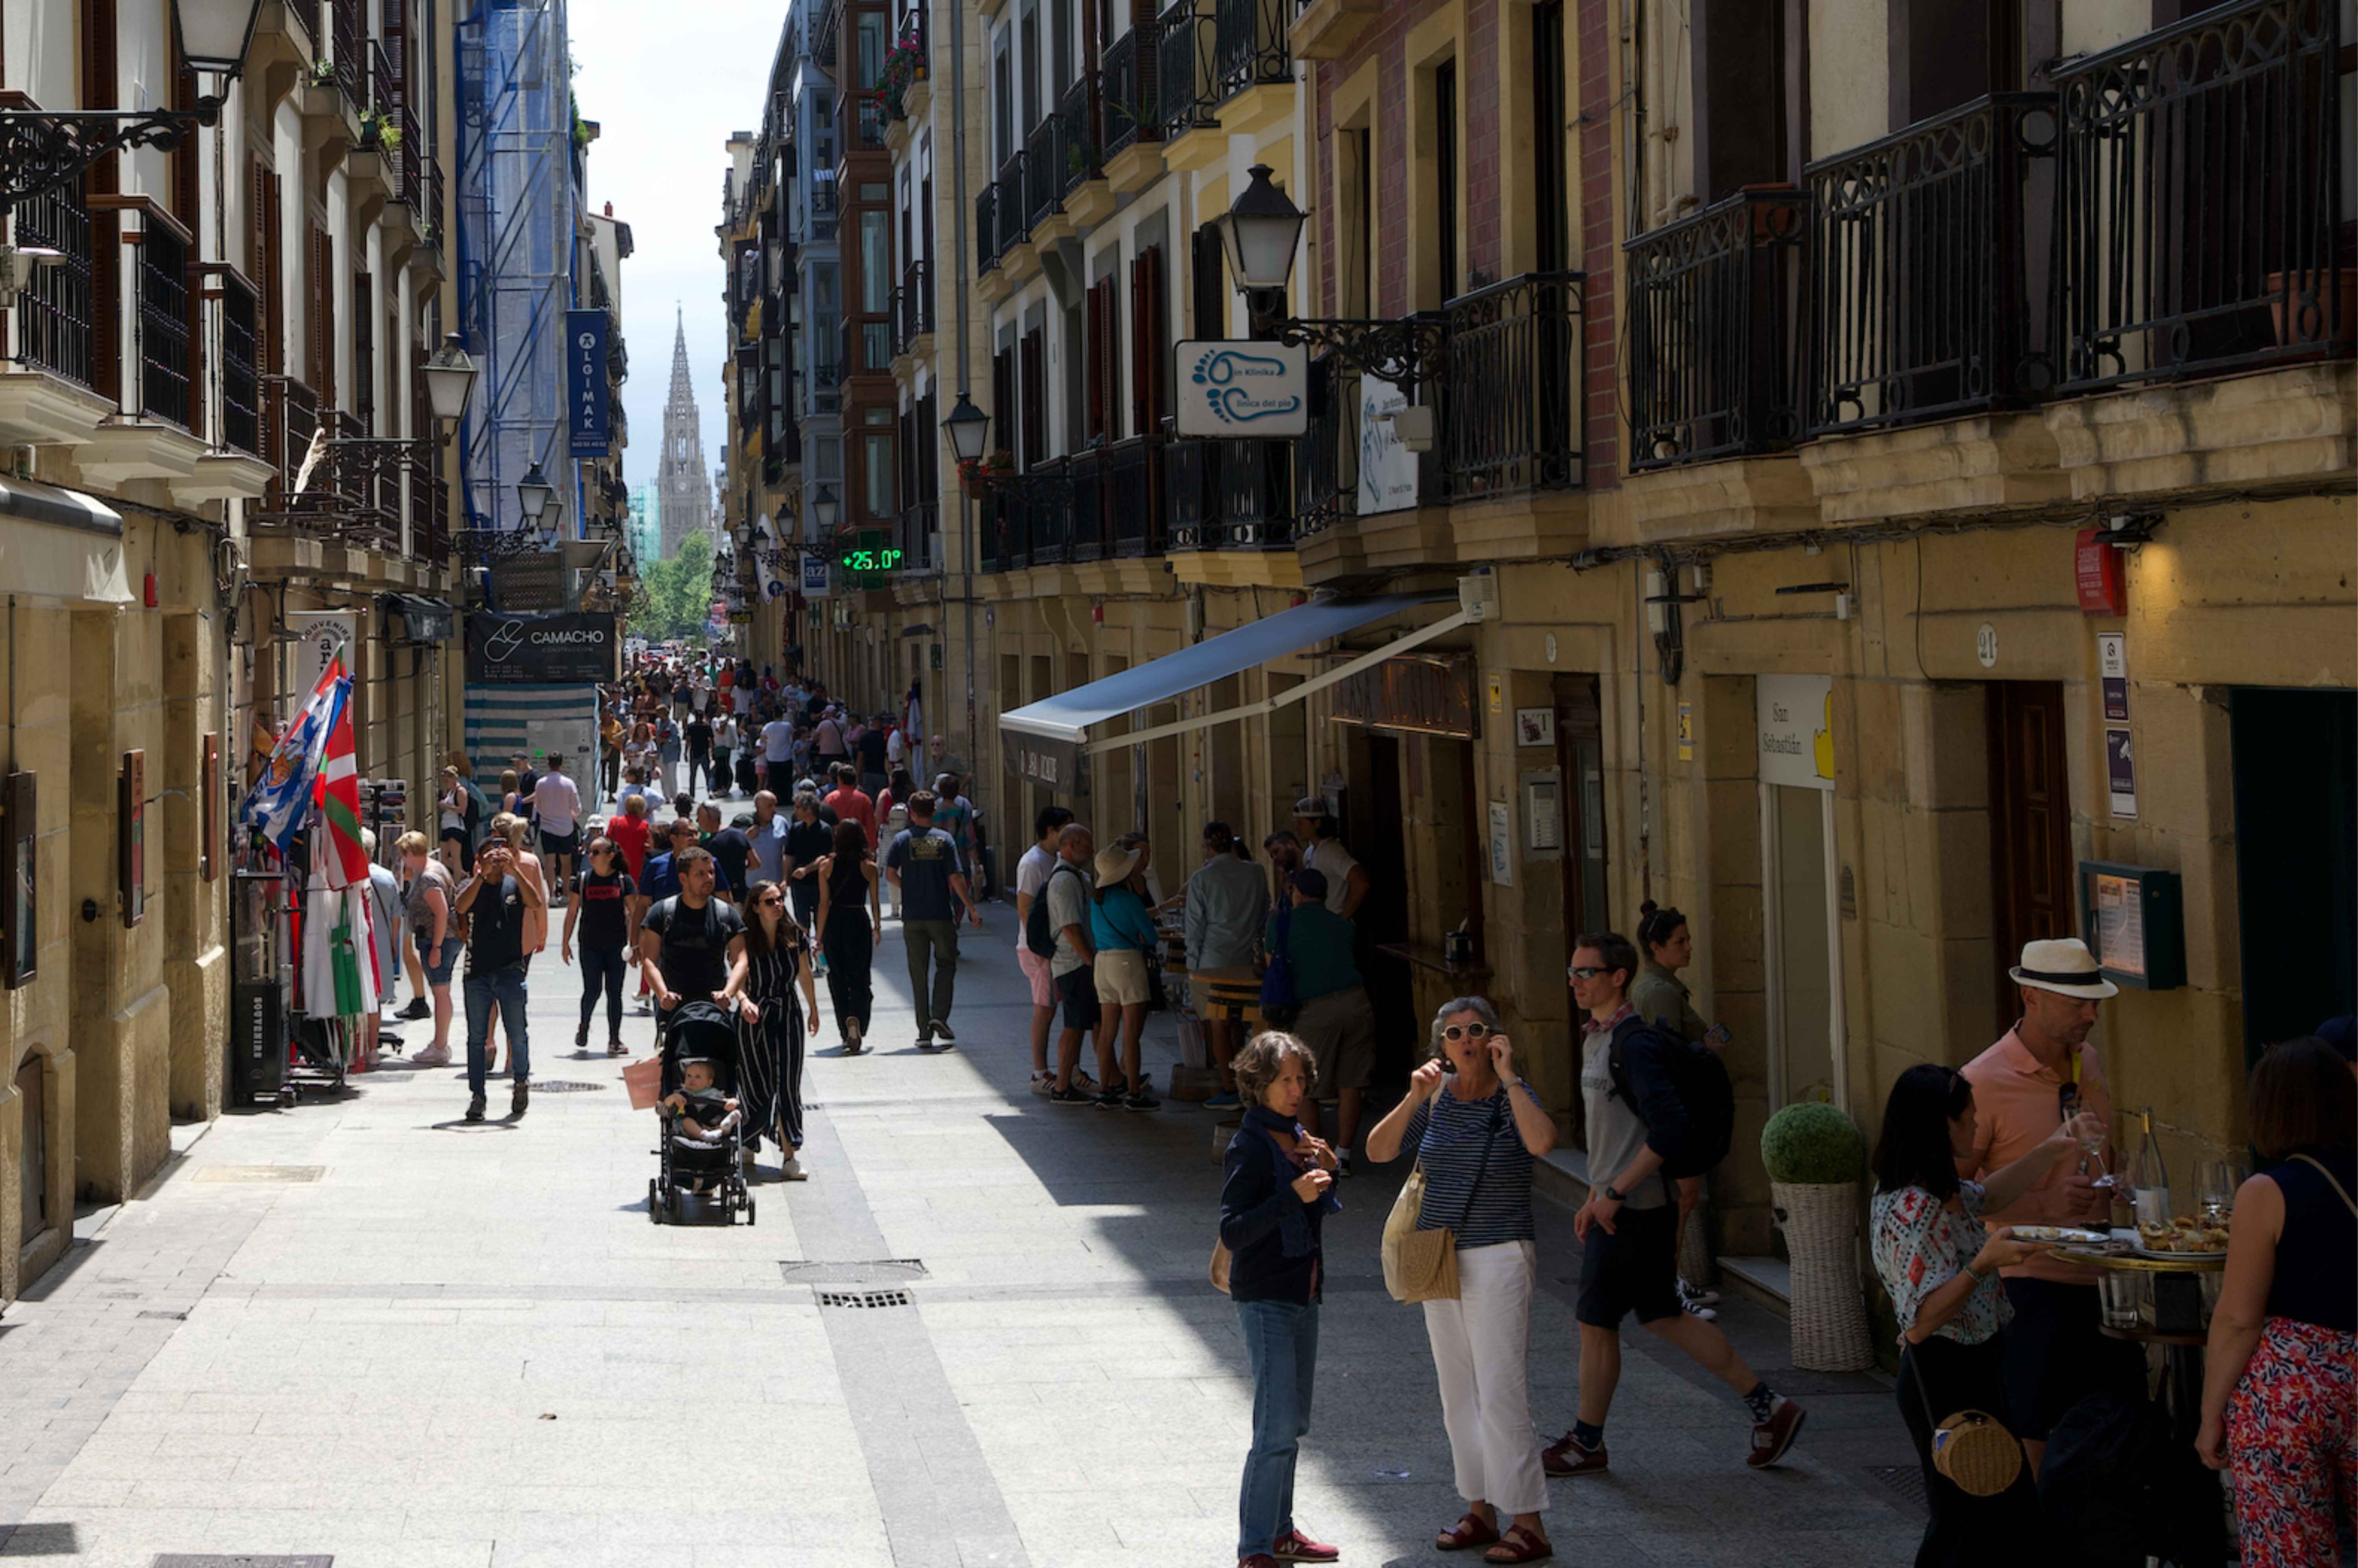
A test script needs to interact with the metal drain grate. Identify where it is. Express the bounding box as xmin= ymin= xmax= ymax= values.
xmin=815 ymin=1289 xmax=914 ymax=1310
xmin=779 ymin=1259 xmax=928 ymax=1285
xmin=1868 ymin=1464 xmax=1928 ymax=1510
xmin=520 ymin=1080 xmax=606 ymax=1093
